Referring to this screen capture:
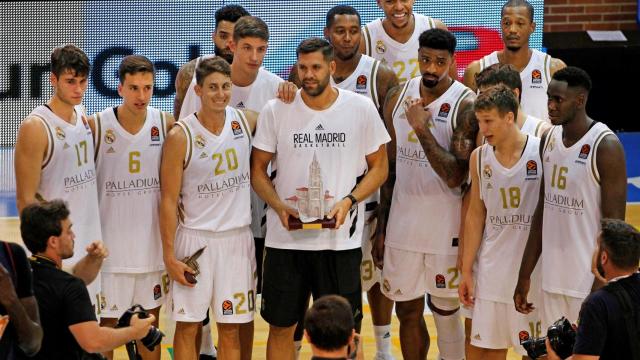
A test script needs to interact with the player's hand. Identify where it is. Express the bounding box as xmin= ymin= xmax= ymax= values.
xmin=129 ymin=313 xmax=156 ymax=340
xmin=545 ymin=338 xmax=563 ymax=360
xmin=327 ymin=198 xmax=351 ymax=229
xmin=0 ymin=264 xmax=19 ymax=307
xmin=372 ymin=231 xmax=385 ymax=270
xmin=276 ymin=81 xmax=298 ymax=103
xmin=403 ymin=96 xmax=433 ymax=136
xmin=85 ymin=241 xmax=108 ymax=260
xmin=164 ymin=257 xmax=195 ymax=287
xmin=513 ymin=277 xmax=535 ymax=314
xmin=458 ymin=273 xmax=475 ymax=307
xmin=276 ymin=203 xmax=299 ymax=230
